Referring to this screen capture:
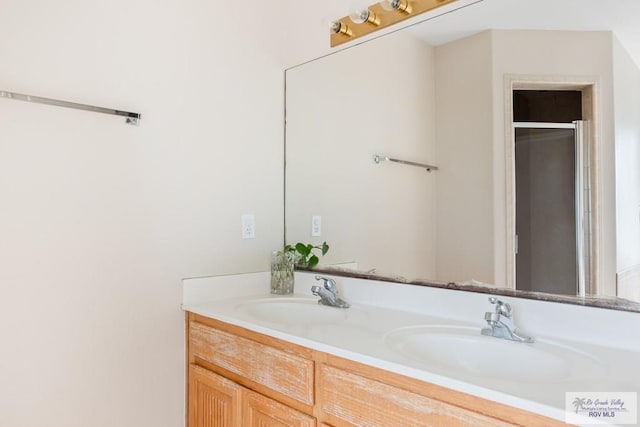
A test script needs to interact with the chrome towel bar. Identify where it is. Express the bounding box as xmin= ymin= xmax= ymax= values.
xmin=373 ymin=154 xmax=438 ymax=172
xmin=0 ymin=90 xmax=141 ymax=125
